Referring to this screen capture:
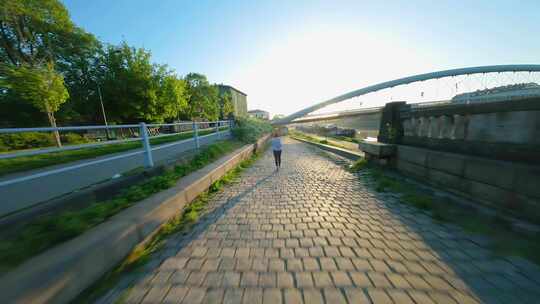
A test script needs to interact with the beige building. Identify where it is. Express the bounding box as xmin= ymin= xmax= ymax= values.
xmin=218 ymin=85 xmax=248 ymax=117
xmin=248 ymin=109 xmax=270 ymax=120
